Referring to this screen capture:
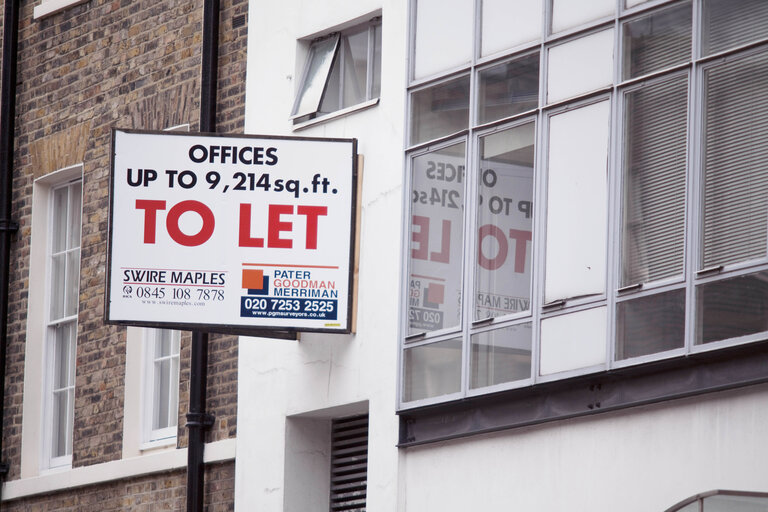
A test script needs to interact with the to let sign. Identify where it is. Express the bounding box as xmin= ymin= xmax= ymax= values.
xmin=106 ymin=129 xmax=357 ymax=334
